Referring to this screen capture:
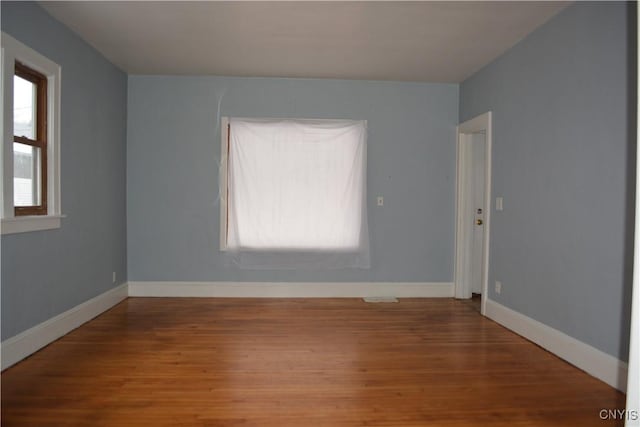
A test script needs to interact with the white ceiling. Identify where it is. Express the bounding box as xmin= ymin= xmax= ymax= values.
xmin=40 ymin=1 xmax=569 ymax=83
